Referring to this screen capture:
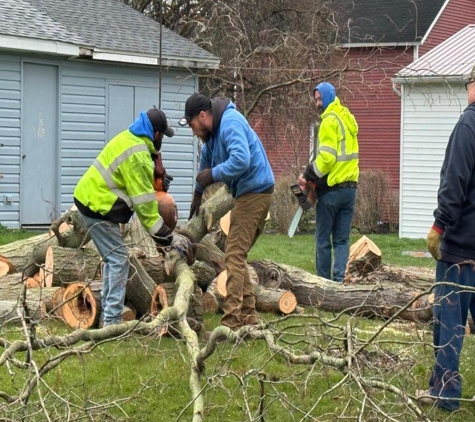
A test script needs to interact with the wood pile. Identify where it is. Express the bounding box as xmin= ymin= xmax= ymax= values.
xmin=0 ymin=186 xmax=442 ymax=334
